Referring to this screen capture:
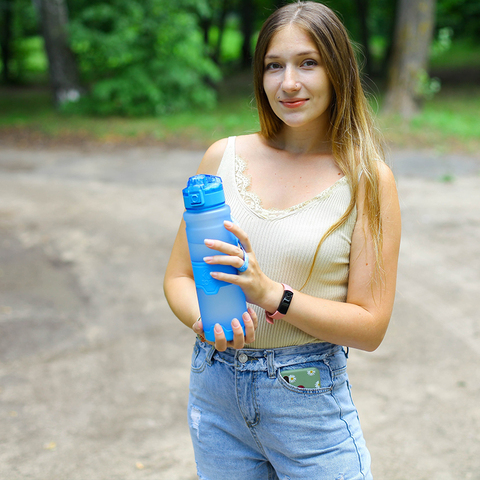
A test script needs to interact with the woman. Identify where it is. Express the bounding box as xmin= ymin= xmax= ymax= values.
xmin=164 ymin=2 xmax=401 ymax=478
